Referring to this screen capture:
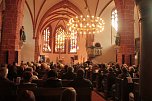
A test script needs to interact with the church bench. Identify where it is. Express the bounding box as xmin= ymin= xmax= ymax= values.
xmin=17 ymin=87 xmax=76 ymax=101
xmin=61 ymin=80 xmax=73 ymax=87
xmin=32 ymin=79 xmax=45 ymax=87
xmin=133 ymin=82 xmax=140 ymax=101
xmin=114 ymin=77 xmax=131 ymax=101
xmin=74 ymin=87 xmax=92 ymax=101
